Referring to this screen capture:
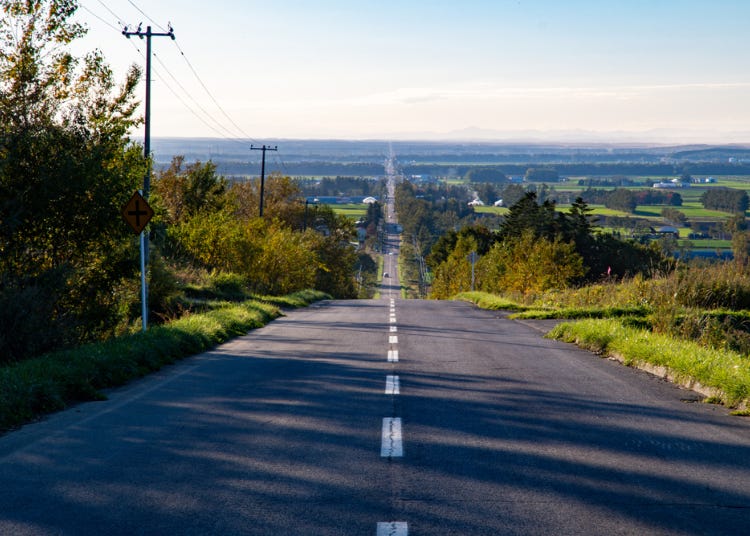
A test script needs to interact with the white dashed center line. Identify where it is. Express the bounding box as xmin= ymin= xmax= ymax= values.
xmin=376 ymin=521 xmax=408 ymax=535
xmin=380 ymin=417 xmax=403 ymax=457
xmin=379 ymin=300 xmax=407 ymax=533
xmin=385 ymin=375 xmax=400 ymax=395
